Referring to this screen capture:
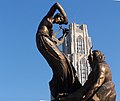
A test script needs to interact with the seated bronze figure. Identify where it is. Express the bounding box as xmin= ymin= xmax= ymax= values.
xmin=60 ymin=50 xmax=116 ymax=101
